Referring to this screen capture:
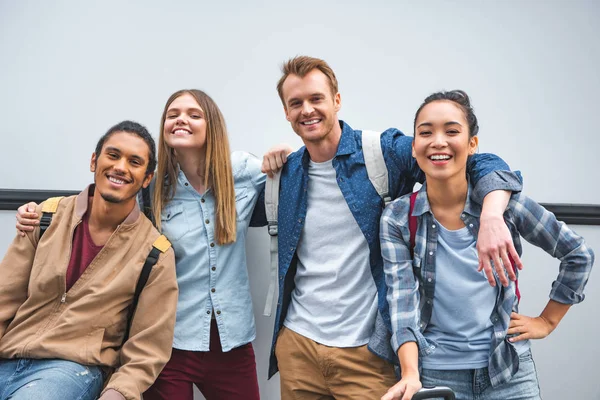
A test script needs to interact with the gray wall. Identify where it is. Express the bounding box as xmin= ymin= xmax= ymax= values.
xmin=0 ymin=0 xmax=598 ymax=398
